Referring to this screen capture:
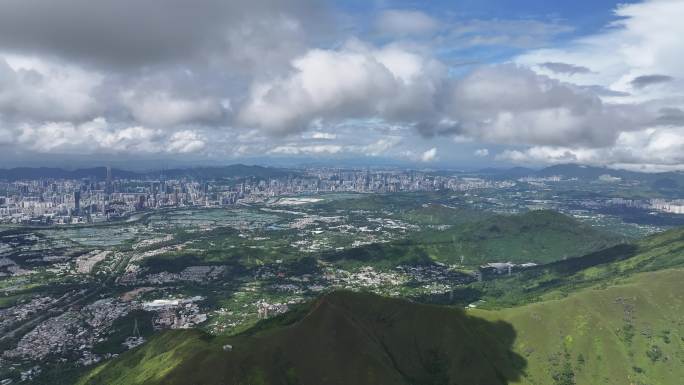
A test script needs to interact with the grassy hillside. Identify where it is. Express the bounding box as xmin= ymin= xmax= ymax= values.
xmin=473 ymin=226 xmax=684 ymax=308
xmin=472 ymin=268 xmax=684 ymax=385
xmin=78 ymin=292 xmax=526 ymax=385
xmin=327 ymin=210 xmax=620 ymax=268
